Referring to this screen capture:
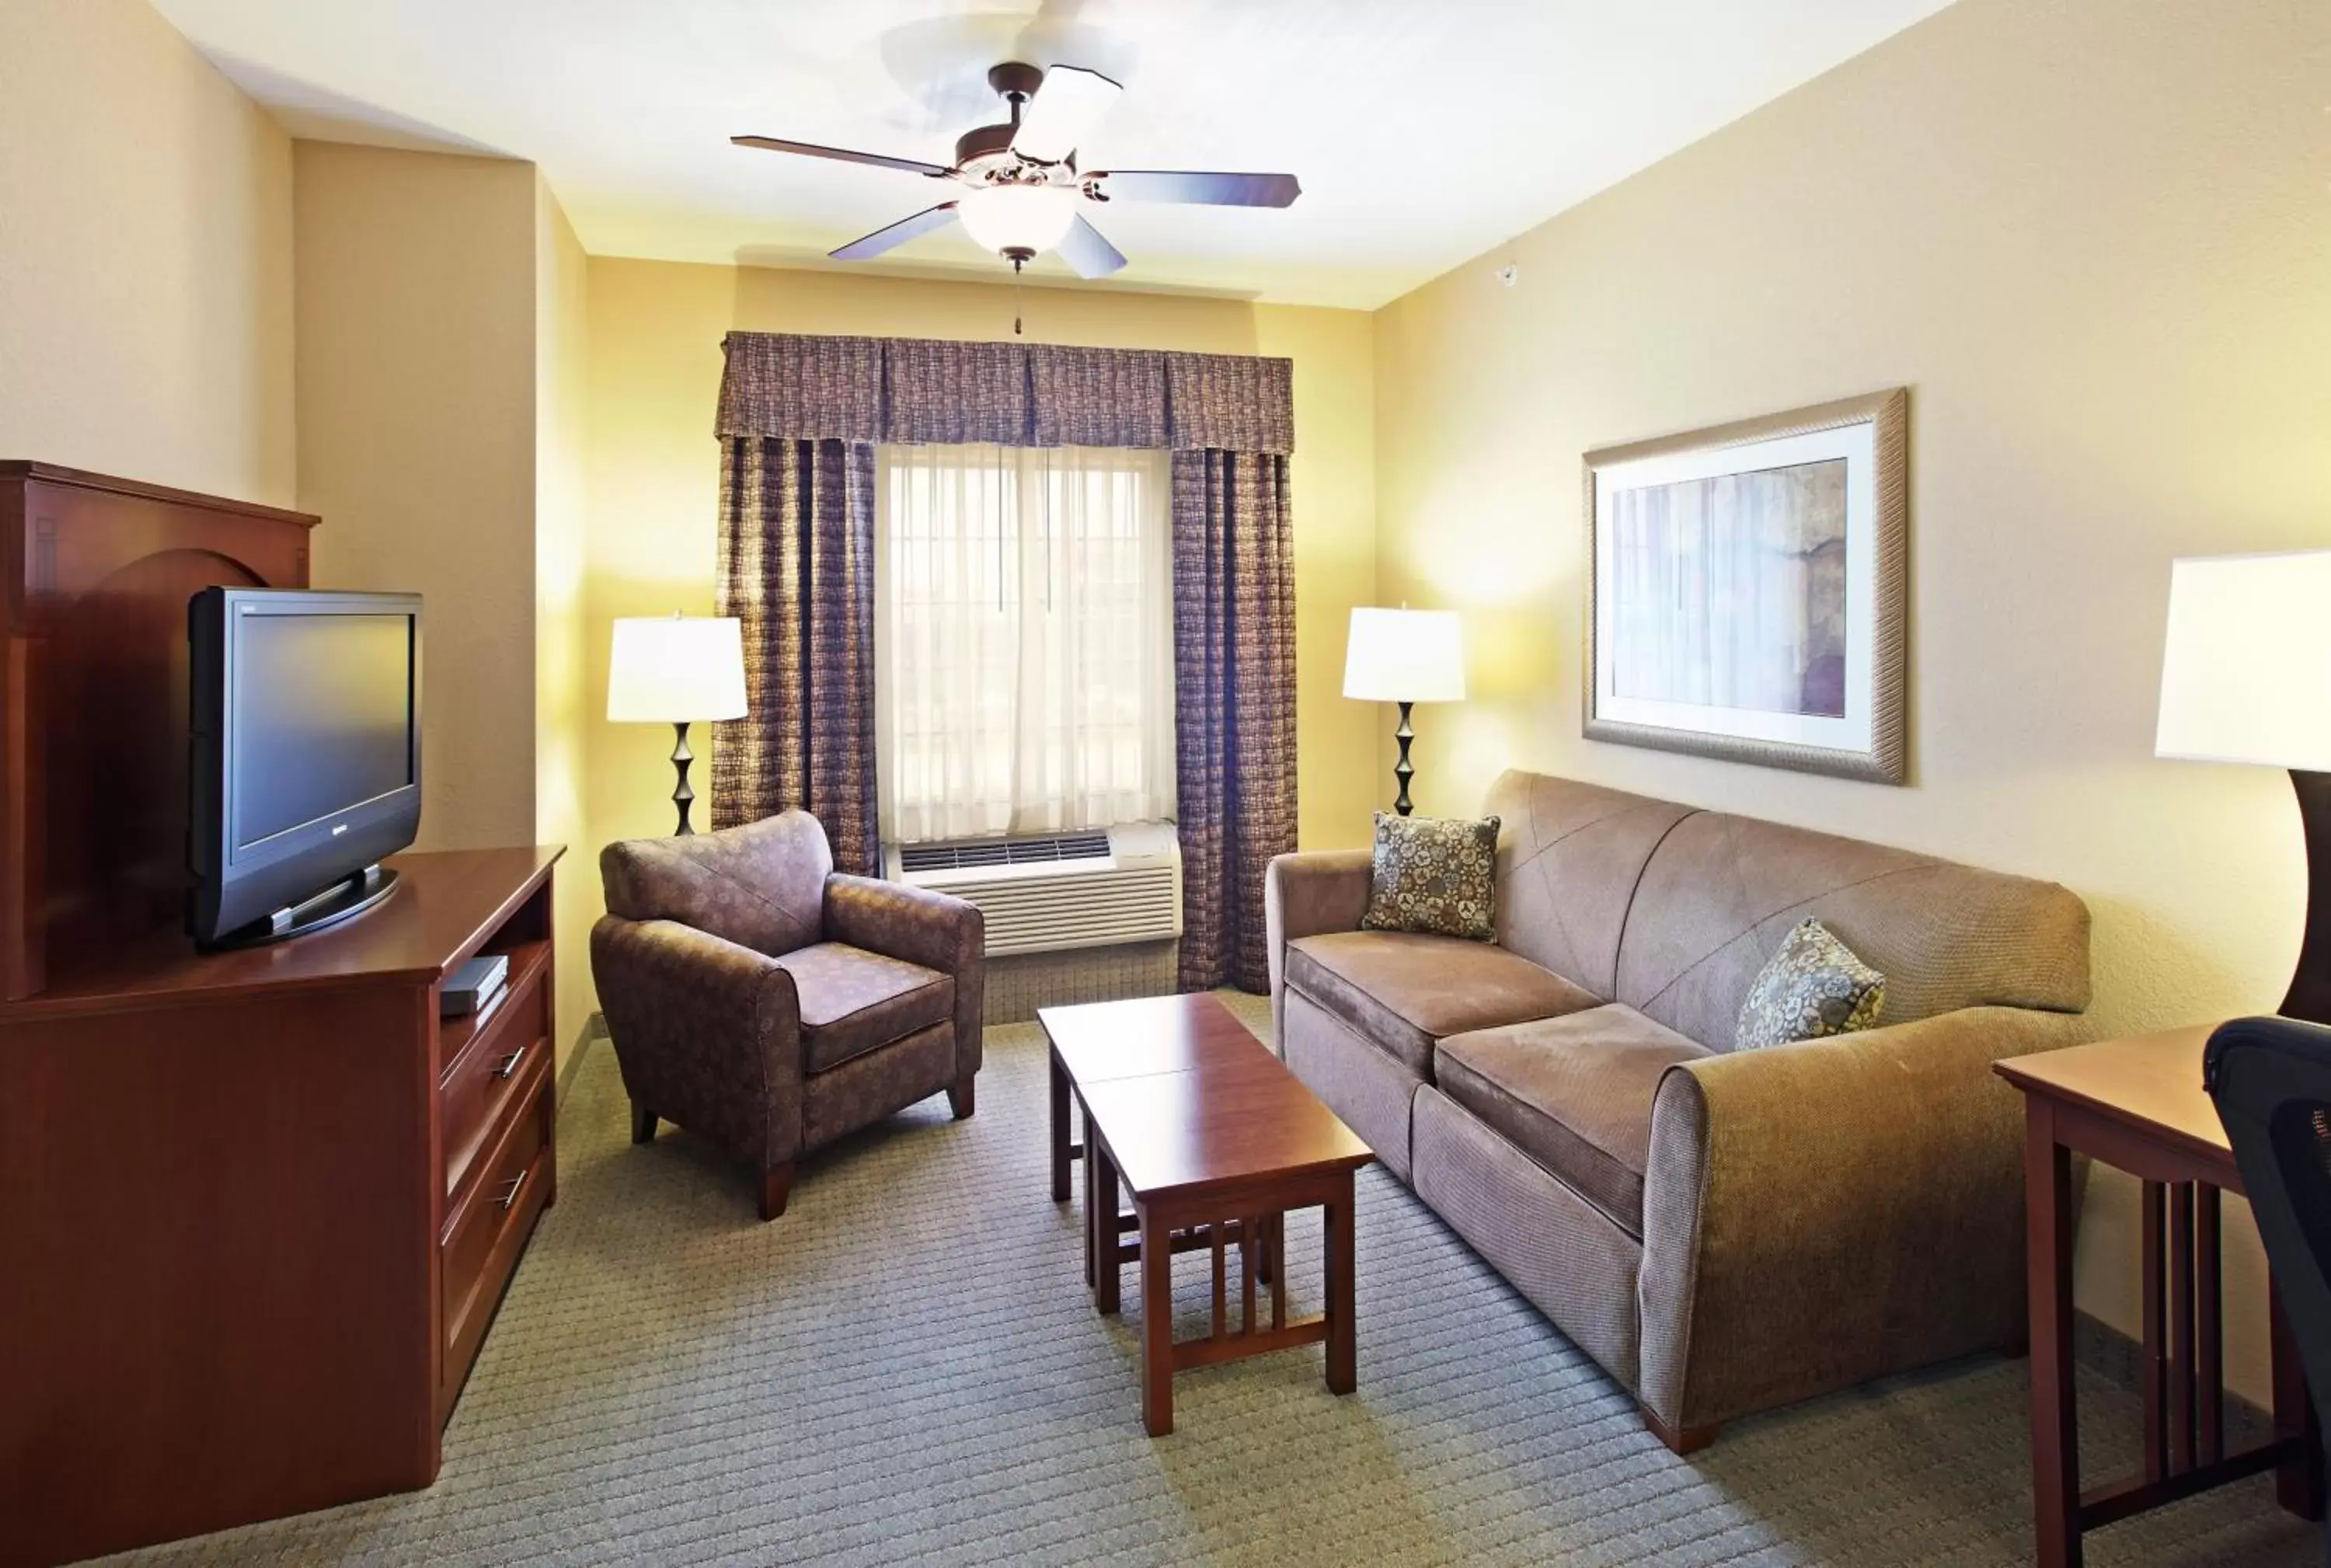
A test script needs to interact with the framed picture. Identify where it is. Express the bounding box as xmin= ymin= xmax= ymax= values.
xmin=1583 ymin=388 xmax=1908 ymax=784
